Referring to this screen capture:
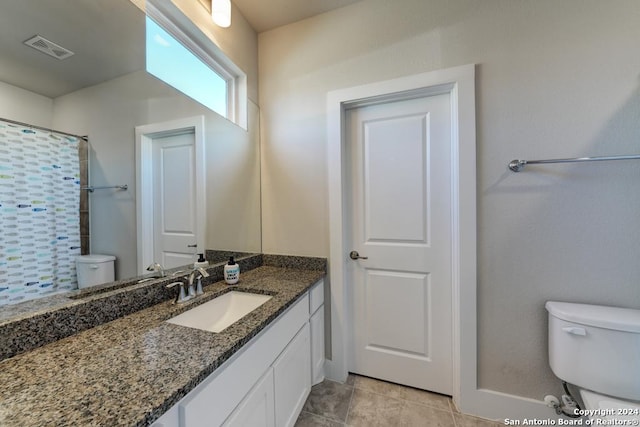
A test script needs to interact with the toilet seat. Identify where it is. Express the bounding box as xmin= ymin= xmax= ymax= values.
xmin=580 ymin=389 xmax=640 ymax=422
